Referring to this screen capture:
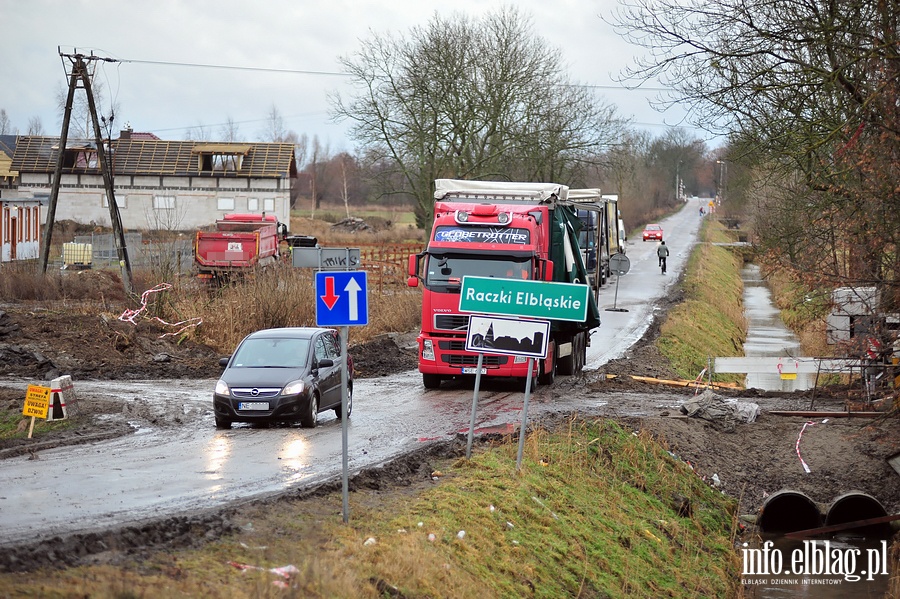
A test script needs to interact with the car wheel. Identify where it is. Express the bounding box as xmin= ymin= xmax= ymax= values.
xmin=423 ymin=373 xmax=442 ymax=389
xmin=300 ymin=394 xmax=318 ymax=428
xmin=215 ymin=415 xmax=232 ymax=430
xmin=334 ymin=385 xmax=353 ymax=419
